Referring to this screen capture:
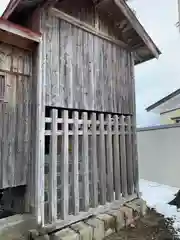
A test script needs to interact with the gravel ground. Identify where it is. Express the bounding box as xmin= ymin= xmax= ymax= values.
xmin=106 ymin=208 xmax=180 ymax=240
